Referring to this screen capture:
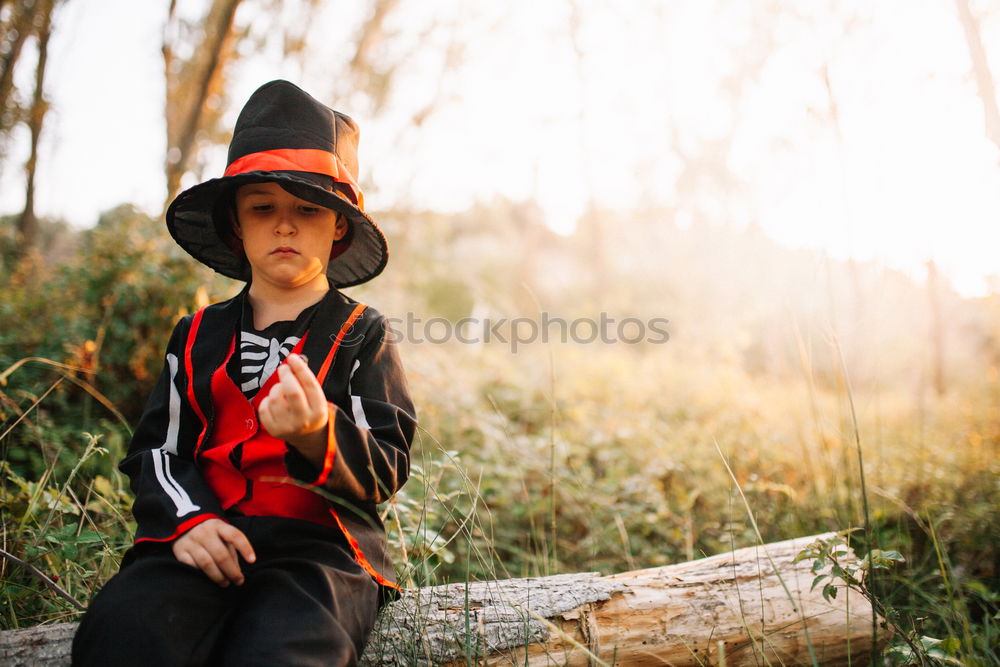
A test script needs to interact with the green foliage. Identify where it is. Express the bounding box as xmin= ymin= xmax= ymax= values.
xmin=887 ymin=637 xmax=966 ymax=667
xmin=0 ymin=435 xmax=133 ymax=629
xmin=0 ymin=203 xmax=237 ymax=628
xmin=791 ymin=505 xmax=998 ymax=664
xmin=50 ymin=204 xmax=236 ymax=416
xmin=0 ymin=204 xmax=238 ymax=477
xmin=796 ymin=532 xmax=905 ymax=603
